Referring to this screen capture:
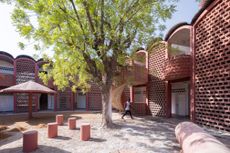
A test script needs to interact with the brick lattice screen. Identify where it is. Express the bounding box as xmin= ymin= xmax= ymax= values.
xmin=148 ymin=43 xmax=167 ymax=116
xmin=88 ymin=83 xmax=102 ymax=110
xmin=15 ymin=59 xmax=36 ymax=112
xmin=58 ymin=89 xmax=72 ymax=110
xmin=194 ymin=0 xmax=230 ymax=132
